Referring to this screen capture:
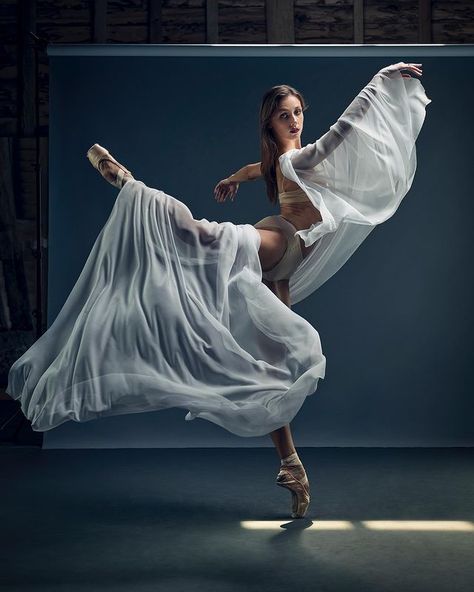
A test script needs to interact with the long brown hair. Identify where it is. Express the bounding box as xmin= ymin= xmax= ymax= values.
xmin=259 ymin=84 xmax=309 ymax=205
